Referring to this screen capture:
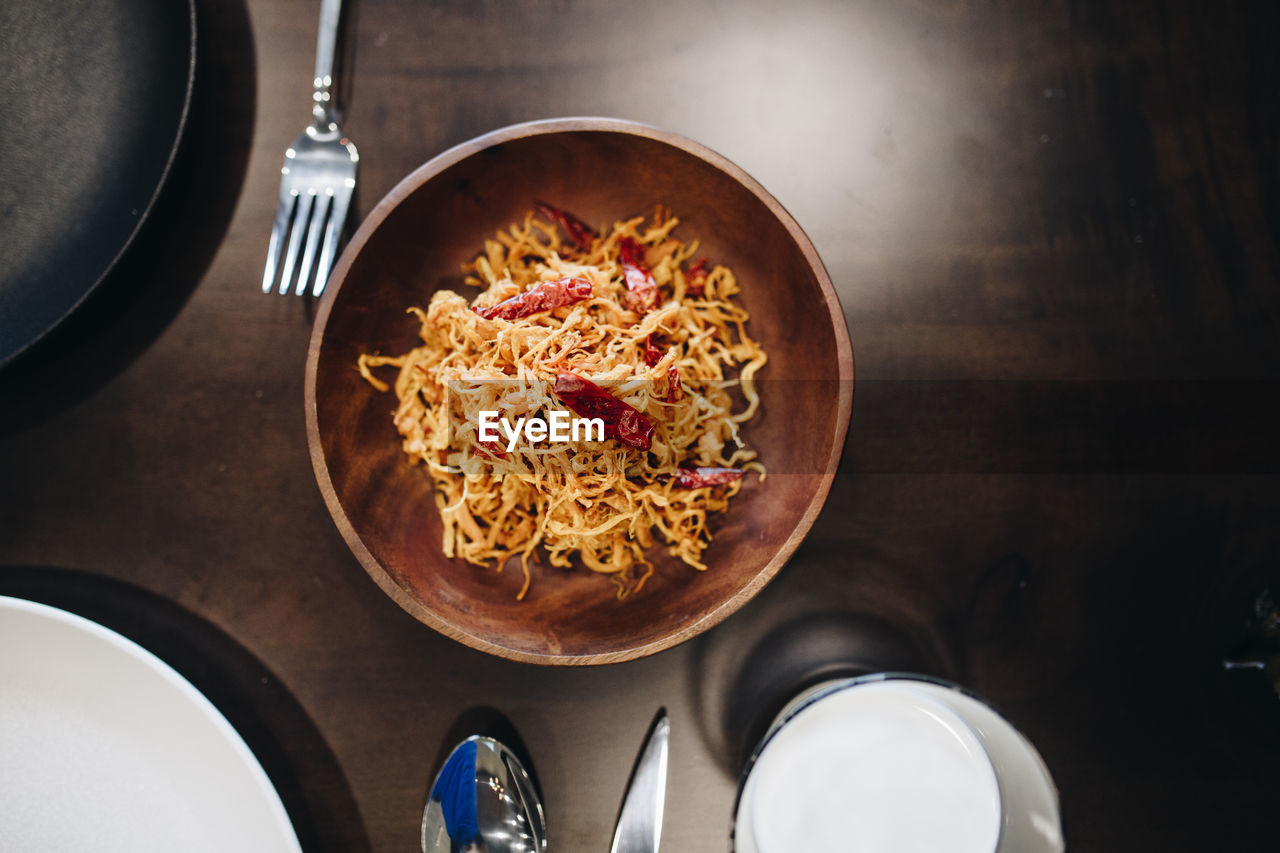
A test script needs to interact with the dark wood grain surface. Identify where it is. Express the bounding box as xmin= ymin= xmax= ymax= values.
xmin=2 ymin=0 xmax=1279 ymax=850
